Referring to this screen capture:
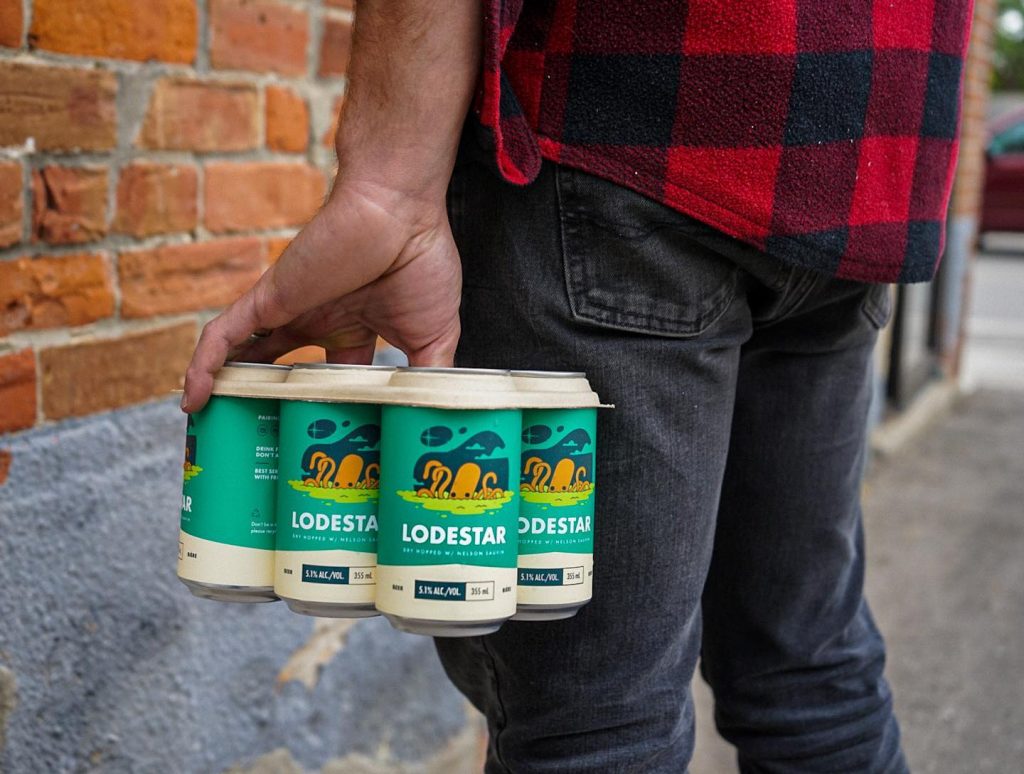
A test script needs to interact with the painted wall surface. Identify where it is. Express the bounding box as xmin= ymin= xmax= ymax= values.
xmin=0 ymin=399 xmax=478 ymax=774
